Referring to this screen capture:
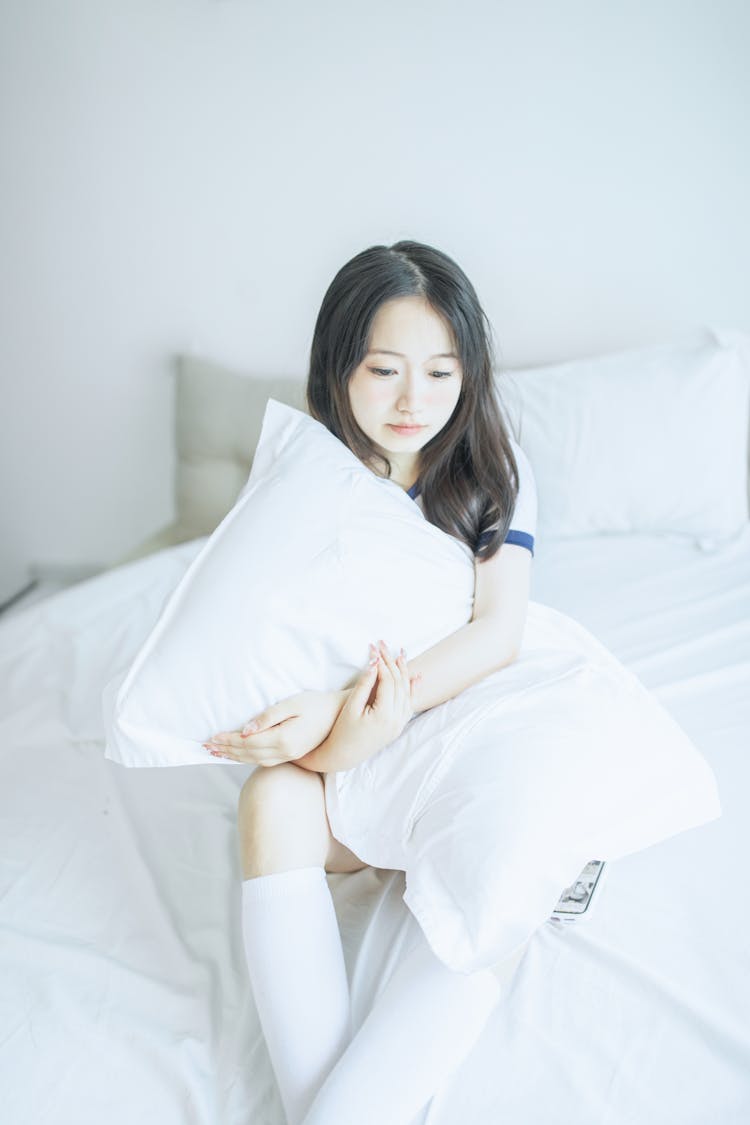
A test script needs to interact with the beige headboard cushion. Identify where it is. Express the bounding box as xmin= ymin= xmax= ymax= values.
xmin=174 ymin=355 xmax=309 ymax=539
